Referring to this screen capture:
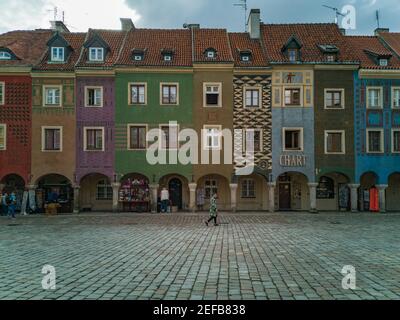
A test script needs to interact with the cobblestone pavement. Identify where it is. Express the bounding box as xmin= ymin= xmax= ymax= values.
xmin=0 ymin=212 xmax=399 ymax=300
